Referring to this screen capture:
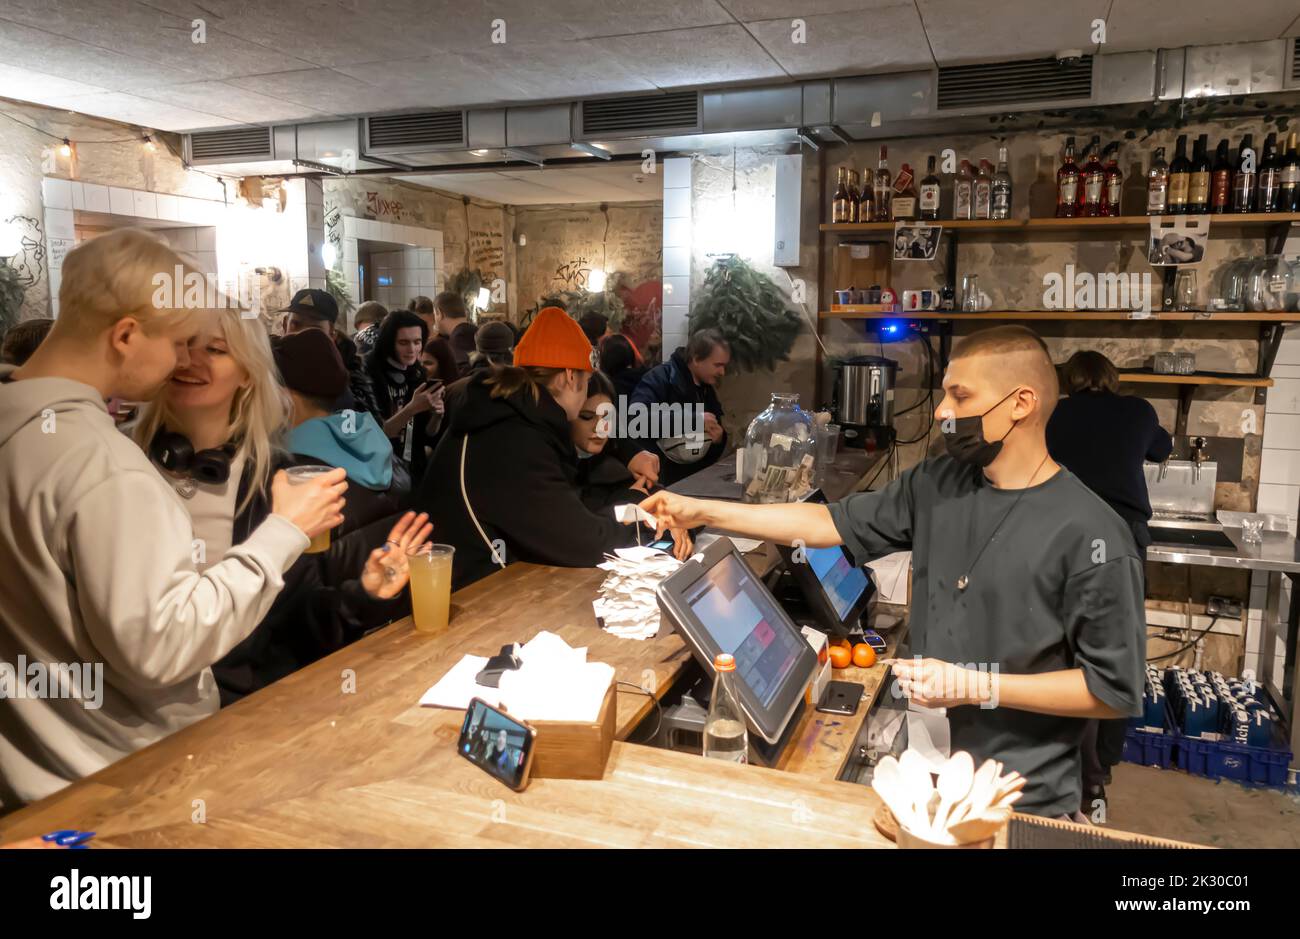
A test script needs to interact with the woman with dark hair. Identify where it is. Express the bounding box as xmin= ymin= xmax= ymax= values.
xmin=1046 ymin=348 xmax=1172 ymax=815
xmin=414 ymin=308 xmax=690 ymax=590
xmin=597 ymin=333 xmax=646 ymax=400
xmin=365 ymin=309 xmax=444 ymax=483
xmin=420 ymin=336 xmax=460 ymax=384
